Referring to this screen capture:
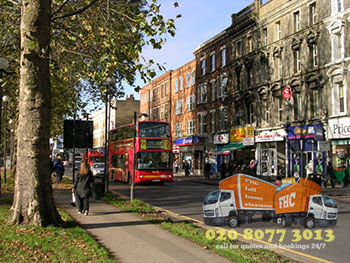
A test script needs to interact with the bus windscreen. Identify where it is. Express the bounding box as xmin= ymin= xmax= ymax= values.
xmin=139 ymin=122 xmax=170 ymax=138
xmin=137 ymin=152 xmax=172 ymax=170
